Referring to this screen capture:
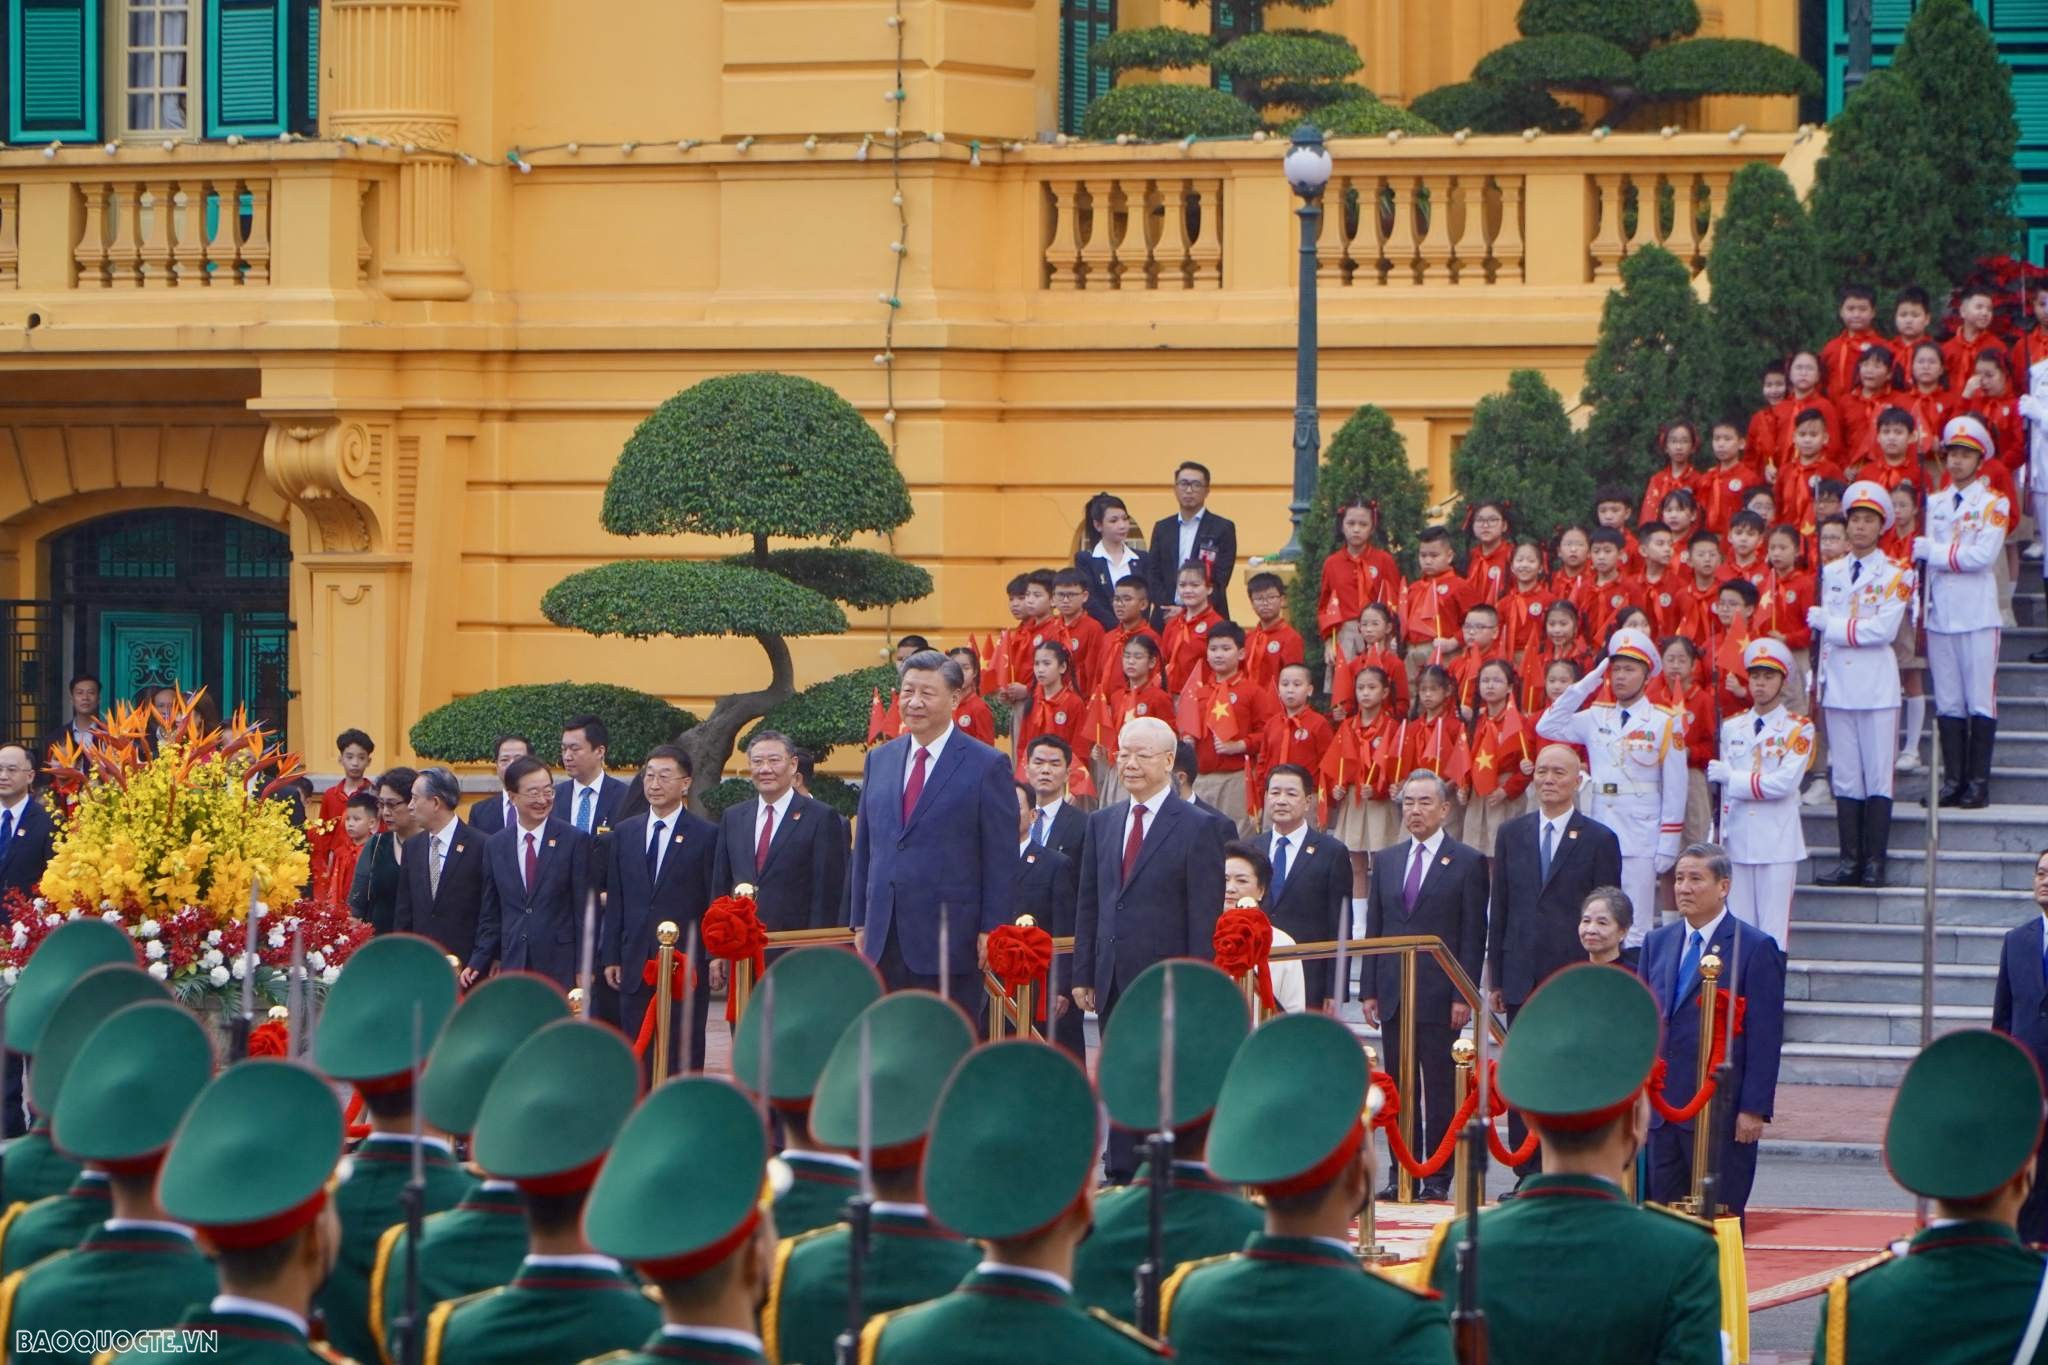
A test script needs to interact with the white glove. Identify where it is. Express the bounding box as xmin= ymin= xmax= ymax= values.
xmin=1654 ymin=850 xmax=1677 ymax=875
xmin=1805 ymin=606 xmax=1827 ymax=631
xmin=1911 ymin=536 xmax=1931 ymax=562
xmin=1705 ymin=759 xmax=1730 ymax=785
xmin=2020 ymin=393 xmax=2046 ymax=423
